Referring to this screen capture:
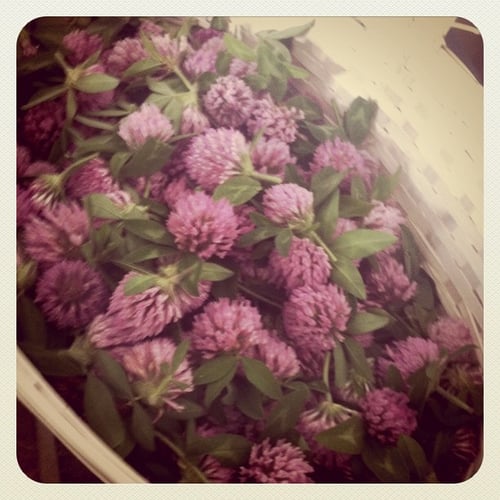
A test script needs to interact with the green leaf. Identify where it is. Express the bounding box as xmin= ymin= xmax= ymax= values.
xmin=274 ymin=228 xmax=293 ymax=256
xmin=334 ymin=344 xmax=348 ymax=388
xmin=130 ymin=402 xmax=155 ymax=451
xmin=123 ymin=274 xmax=158 ymax=295
xmin=316 ymin=189 xmax=339 ymax=245
xmin=305 ymin=121 xmax=339 ymax=143
xmin=74 ymin=114 xmax=116 ymax=131
xmin=343 ymin=337 xmax=374 ymax=384
xmin=311 ymin=168 xmax=345 ymax=207
xmin=213 ymin=175 xmax=262 ymax=205
xmin=215 ymin=51 xmax=233 ymax=75
xmin=264 ymin=20 xmax=315 ymax=40
xmin=85 ymin=193 xmax=124 ymax=220
xmin=120 ymin=139 xmax=173 ymax=178
xmin=343 ymin=97 xmax=378 ymax=146
xmin=199 ymin=262 xmax=234 ymax=282
xmin=332 ymin=229 xmax=397 ymax=259
xmin=397 ymin=435 xmax=431 ymax=480
xmin=237 ymin=225 xmax=281 ymax=247
xmin=19 ymin=344 xmax=86 ymax=377
xmin=210 ymin=273 xmax=239 ymax=299
xmin=196 ymin=71 xmax=217 ymax=93
xmin=164 ymin=398 xmax=206 ymax=420
xmin=194 ymin=355 xmax=238 ymax=385
xmin=170 ymin=339 xmax=190 ymax=374
xmin=370 ymin=166 xmax=402 ymax=202
xmin=283 ymin=62 xmax=310 ymax=79
xmin=162 ymin=96 xmax=184 ymax=132
xmin=244 ymin=73 xmax=270 ymax=92
xmin=286 ymin=96 xmax=323 ymax=121
xmin=385 ymin=365 xmax=406 ymax=392
xmin=204 ymin=365 xmax=237 ymax=407
xmin=211 ymin=16 xmax=230 ymax=31
xmin=123 ymin=219 xmax=174 ymax=246
xmin=236 ymin=380 xmax=265 ymax=420
xmin=93 ymin=350 xmax=134 ymax=400
xmin=347 ymin=311 xmax=390 ymax=334
xmin=315 ymin=416 xmax=365 ymax=454
xmin=179 ymin=261 xmax=202 ymax=297
xmin=75 ymin=133 xmax=122 ymax=156
xmin=223 ymin=33 xmax=255 ymax=61
xmin=263 ymin=382 xmax=310 ymax=438
xmin=361 ymin=441 xmax=410 ymax=482
xmin=66 ymin=88 xmax=77 ymax=122
xmin=339 ymin=195 xmax=373 ymax=218
xmin=122 ymin=58 xmax=163 ymax=79
xmin=21 ymin=84 xmax=67 ymax=110
xmin=118 ymin=243 xmax=176 ymax=264
xmin=74 ymin=73 xmax=119 ymax=93
xmin=241 ymin=357 xmax=282 ymax=400
xmin=17 ymin=296 xmax=47 ymax=347
xmin=400 ymin=224 xmax=421 ymax=280
xmin=284 ymin=164 xmax=307 ymax=187
xmin=188 ymin=433 xmax=252 ymax=467
xmin=84 ymin=373 xmax=126 ymax=449
xmin=330 ymin=256 xmax=366 ymax=299
xmin=350 ymin=175 xmax=368 ymax=200
xmin=267 ymin=74 xmax=288 ymax=102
